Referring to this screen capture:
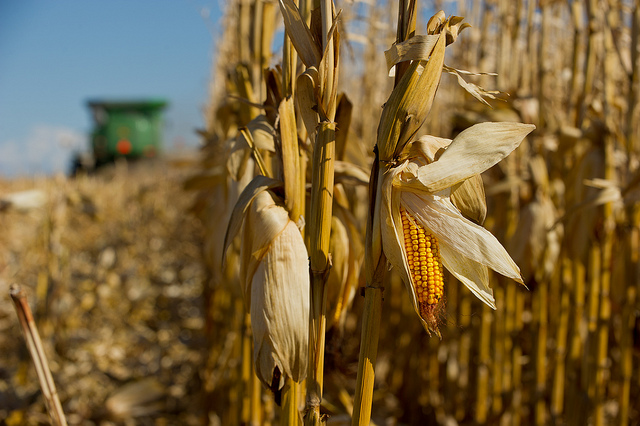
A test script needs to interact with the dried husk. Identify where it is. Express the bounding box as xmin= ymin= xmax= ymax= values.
xmin=238 ymin=190 xmax=310 ymax=389
xmin=223 ymin=175 xmax=283 ymax=267
xmin=377 ymin=32 xmax=446 ymax=162
xmin=414 ymin=122 xmax=536 ymax=193
xmin=450 ymin=175 xmax=487 ymax=225
xmin=404 ymin=134 xmax=487 ymax=224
